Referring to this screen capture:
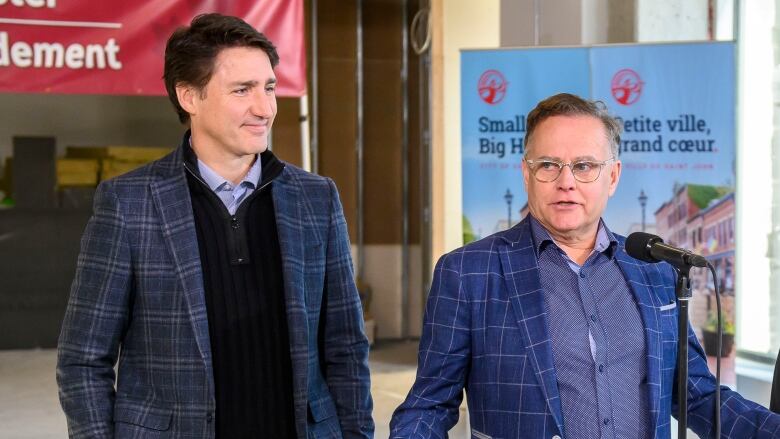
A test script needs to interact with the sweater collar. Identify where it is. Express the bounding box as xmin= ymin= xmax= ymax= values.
xmin=182 ymin=130 xmax=285 ymax=187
